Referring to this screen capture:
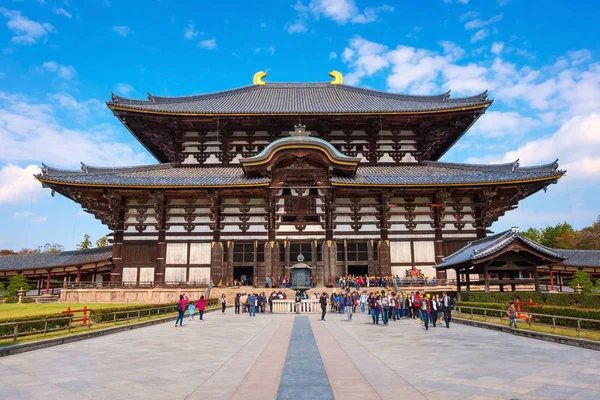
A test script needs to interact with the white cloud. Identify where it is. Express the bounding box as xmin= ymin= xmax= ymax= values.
xmin=568 ymin=49 xmax=591 ymax=66
xmin=13 ymin=211 xmax=46 ymax=222
xmin=197 ymin=38 xmax=216 ymax=50
xmin=113 ymin=83 xmax=135 ymax=95
xmin=112 ymin=26 xmax=132 ymax=37
xmin=0 ymin=91 xmax=149 ymax=174
xmin=471 ymin=111 xmax=539 ymax=137
xmin=0 ymin=8 xmax=55 ymax=45
xmin=464 ymin=13 xmax=503 ymax=30
xmin=41 ymin=61 xmax=78 ymax=80
xmin=13 ymin=211 xmax=34 ymax=218
xmin=329 ymin=51 xmax=337 ymax=60
xmin=443 ymin=0 xmax=469 ymax=3
xmin=53 ymin=7 xmax=72 ymax=19
xmin=48 ymin=93 xmax=104 ymax=122
xmin=0 ymin=165 xmax=43 ymax=204
xmin=439 ymin=41 xmax=465 ymax=61
xmin=499 ymin=114 xmax=600 ymax=180
xmin=470 ymin=29 xmax=489 ymax=43
xmin=286 ymin=19 xmax=308 ymax=34
xmin=286 ymin=0 xmax=393 ymax=32
xmin=460 ymin=11 xmax=479 ymax=20
xmin=491 ymin=42 xmax=504 ymax=55
xmin=184 ymin=23 xmax=198 ymax=40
